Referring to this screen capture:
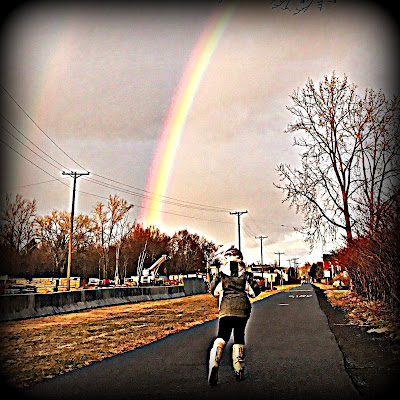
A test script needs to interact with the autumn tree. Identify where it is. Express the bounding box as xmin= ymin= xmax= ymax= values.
xmin=35 ymin=210 xmax=95 ymax=275
xmin=197 ymin=235 xmax=221 ymax=266
xmin=119 ymin=223 xmax=171 ymax=279
xmin=0 ymin=193 xmax=37 ymax=253
xmin=334 ymin=197 xmax=400 ymax=311
xmin=168 ymin=230 xmax=219 ymax=274
xmin=169 ymin=230 xmax=198 ymax=274
xmin=275 ymin=72 xmax=400 ymax=248
xmin=298 ymin=262 xmax=311 ymax=279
